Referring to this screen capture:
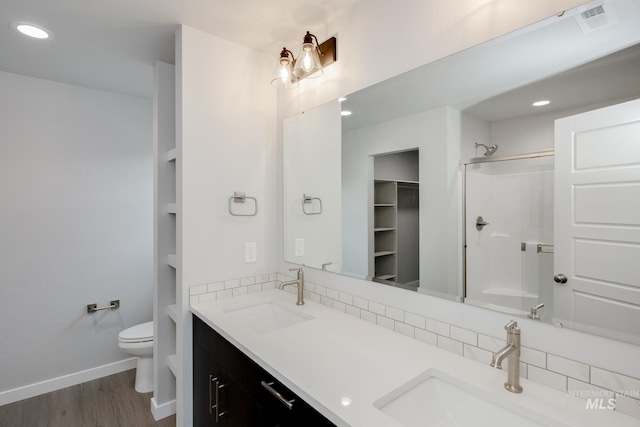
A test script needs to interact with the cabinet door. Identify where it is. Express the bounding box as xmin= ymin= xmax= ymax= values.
xmin=194 ymin=344 xmax=277 ymax=427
